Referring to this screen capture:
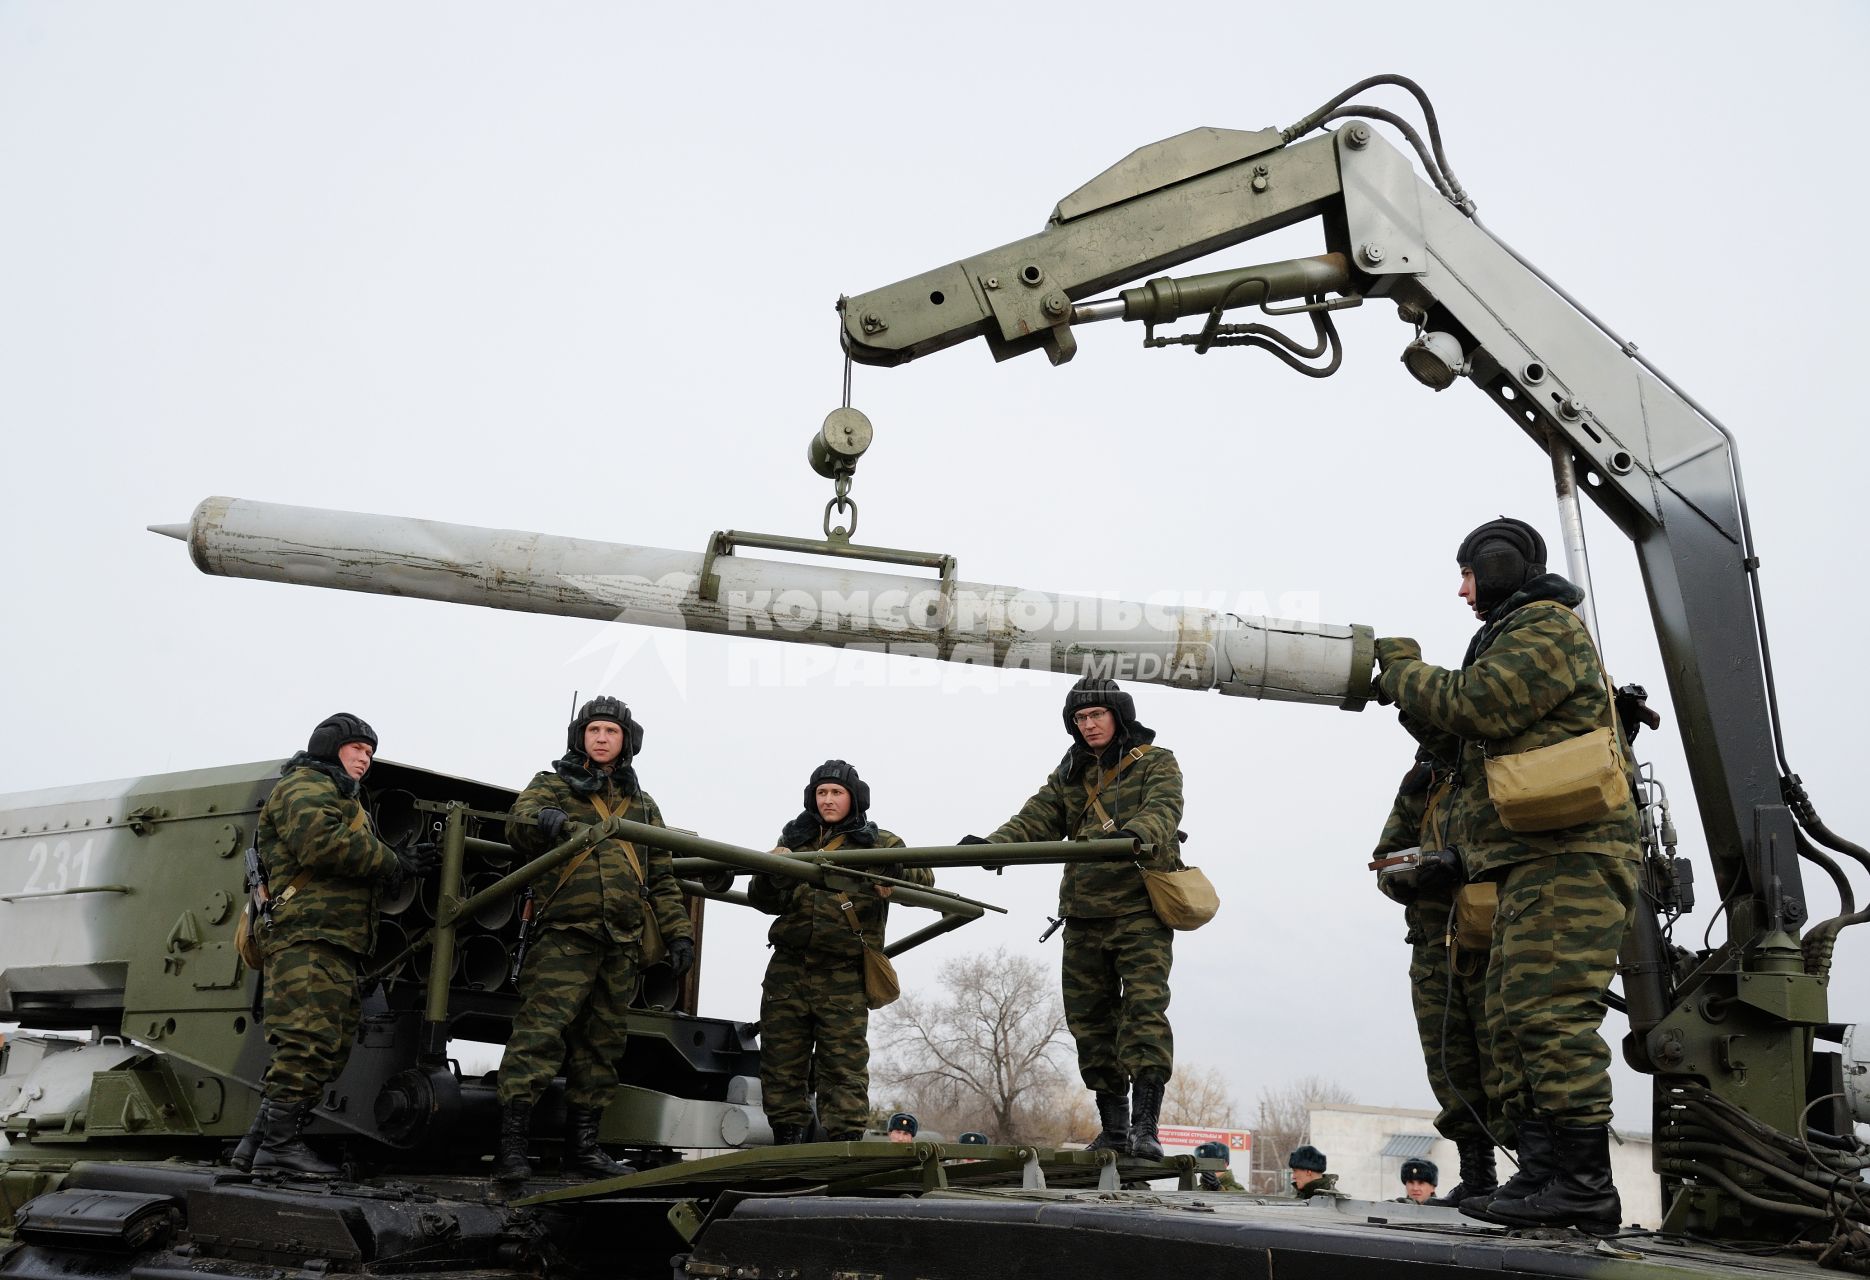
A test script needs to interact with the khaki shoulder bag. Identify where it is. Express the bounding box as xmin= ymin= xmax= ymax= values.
xmin=590 ymin=795 xmax=666 ymax=966
xmin=824 ymin=834 xmax=901 ymax=1009
xmin=1085 ymin=746 xmax=1220 ymax=931
xmin=1452 ymin=881 xmax=1498 ymax=955
xmin=1480 ymin=603 xmax=1633 ymax=833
